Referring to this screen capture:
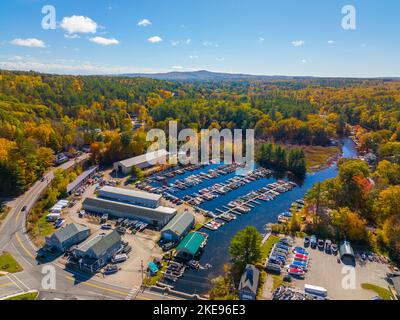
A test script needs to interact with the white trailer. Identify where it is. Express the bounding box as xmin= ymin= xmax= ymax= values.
xmin=304 ymin=284 xmax=328 ymax=297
